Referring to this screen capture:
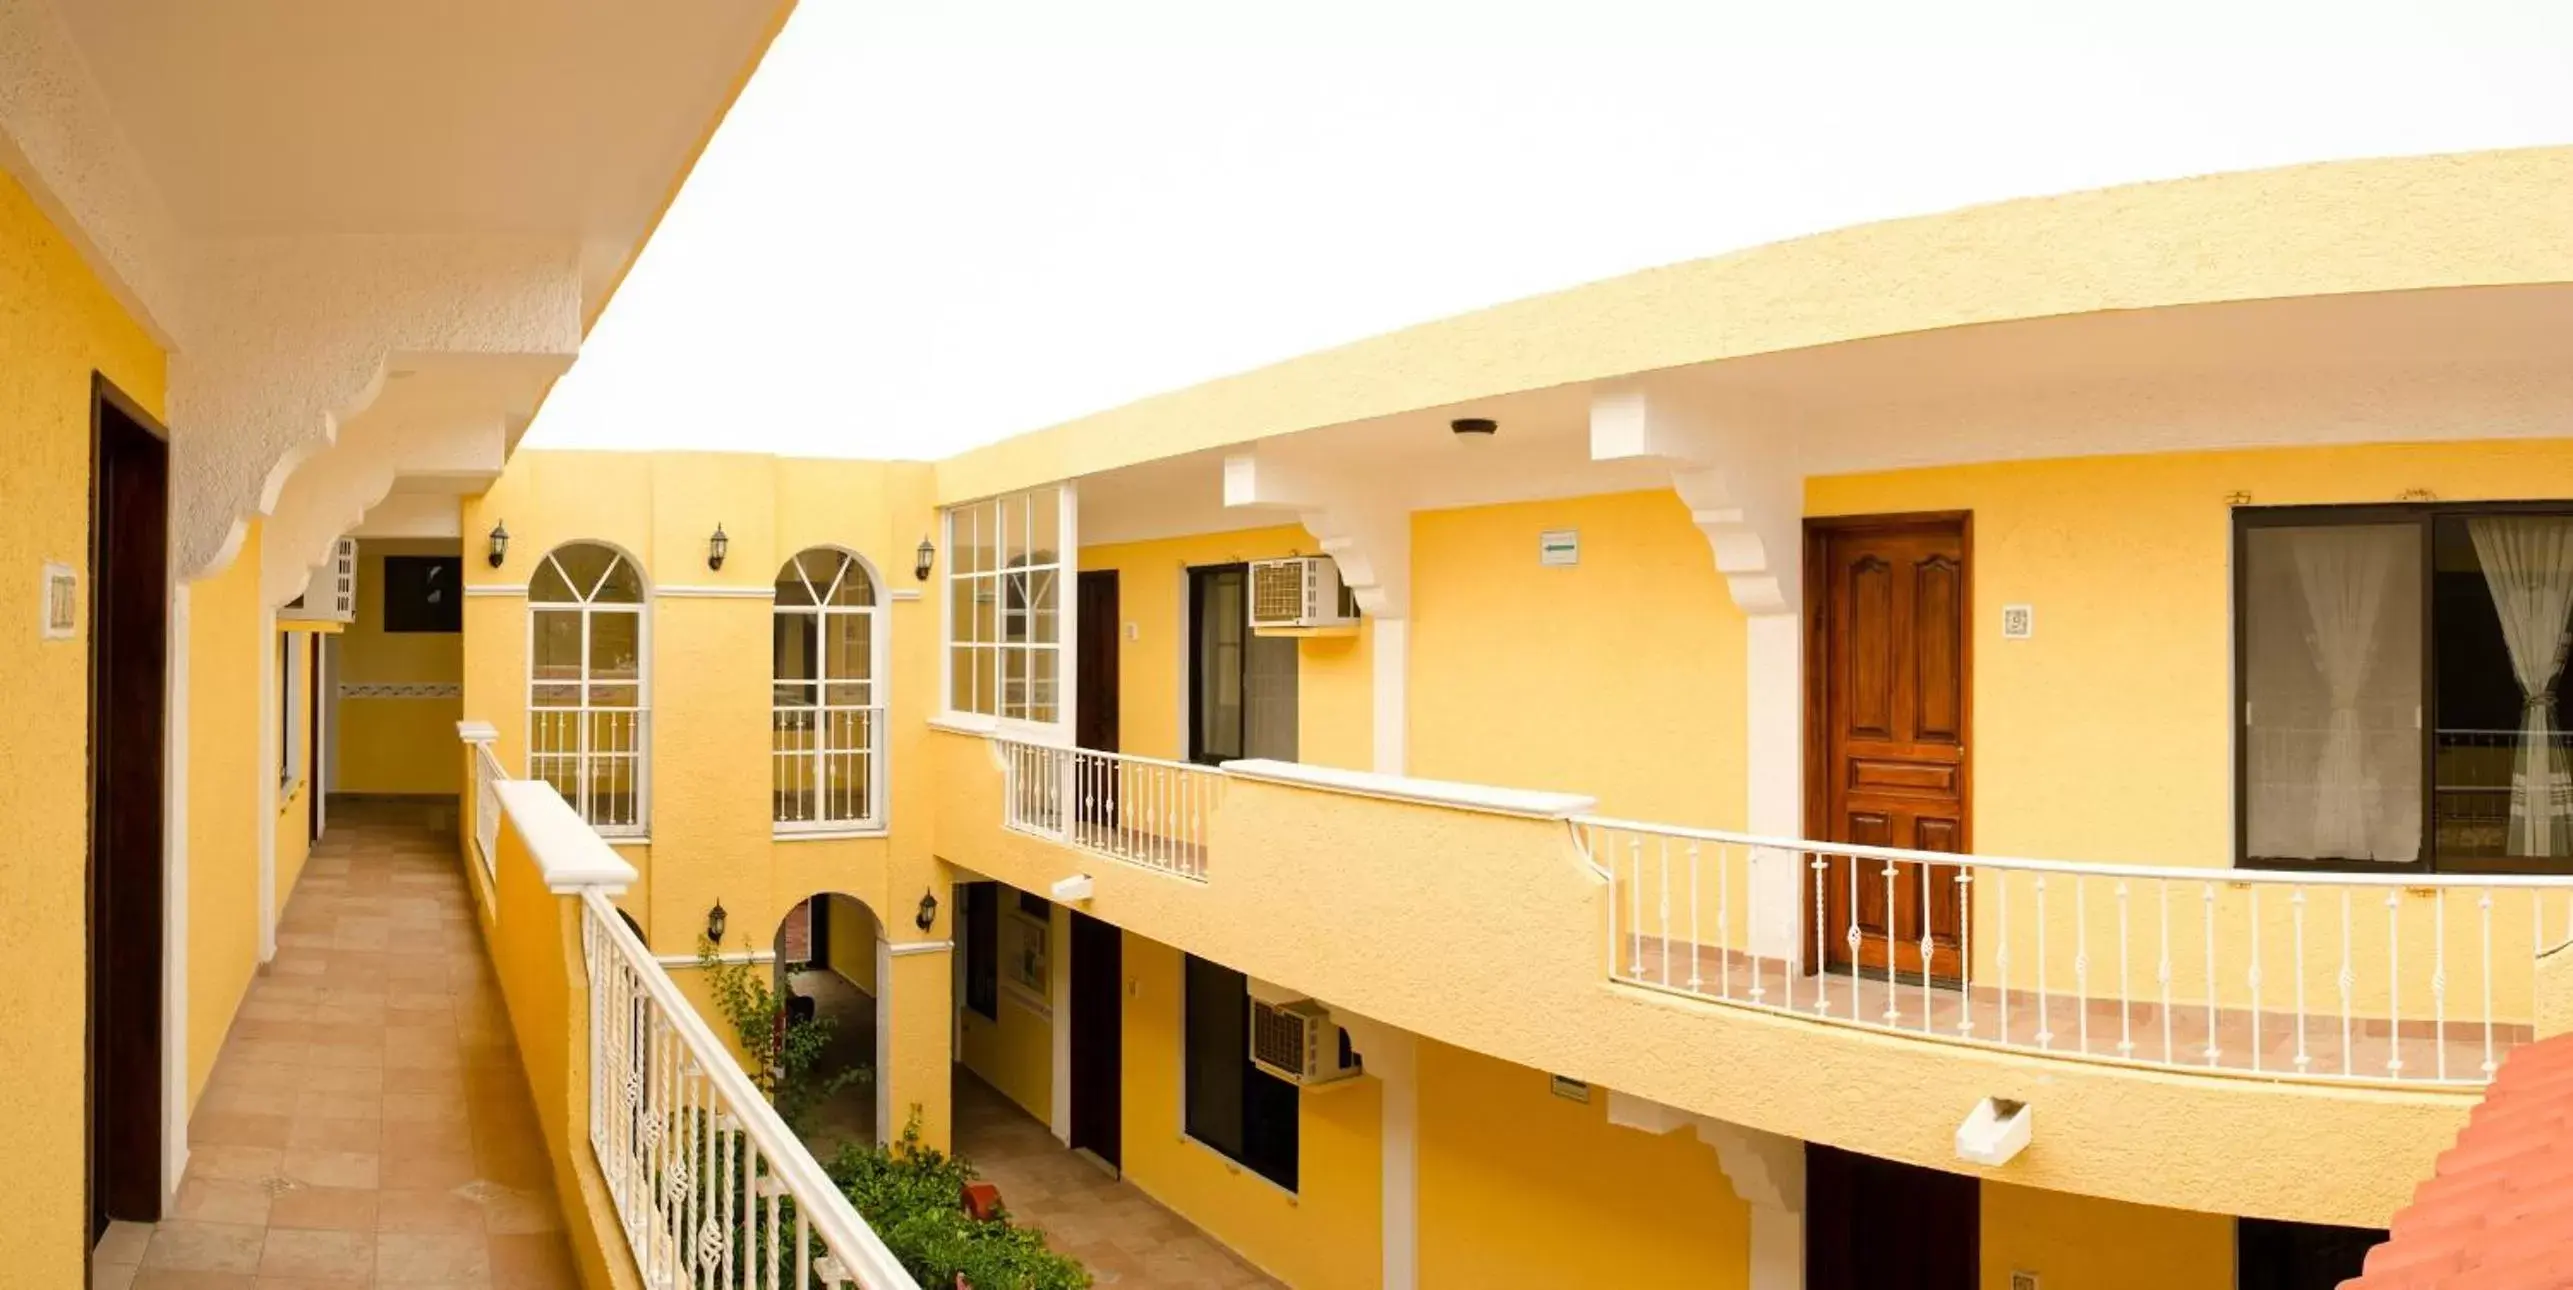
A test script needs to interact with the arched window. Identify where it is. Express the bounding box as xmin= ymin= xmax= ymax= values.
xmin=528 ymin=542 xmax=647 ymax=833
xmin=774 ymin=548 xmax=882 ymax=830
